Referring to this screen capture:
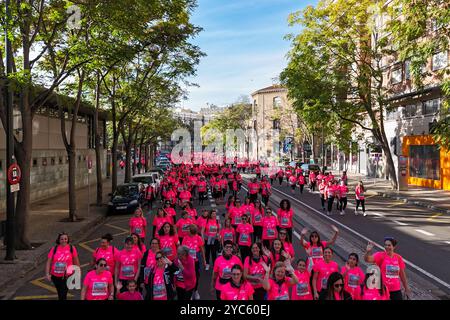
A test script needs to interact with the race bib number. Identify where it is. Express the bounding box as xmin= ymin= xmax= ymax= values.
xmin=235 ymin=216 xmax=242 ymax=224
xmin=122 ymin=265 xmax=135 ymax=278
xmin=311 ymin=247 xmax=323 ymax=259
xmin=162 ymin=247 xmax=172 ymax=257
xmin=224 ymin=233 xmax=233 ymax=241
xmin=276 ymin=293 xmax=289 ymax=300
xmin=175 ymin=270 xmax=184 ymax=282
xmin=222 ymin=267 xmax=232 ymax=279
xmin=134 ymin=227 xmax=142 ymax=235
xmin=386 ymin=265 xmax=400 ymax=279
xmin=54 ymin=262 xmax=67 ymax=274
xmin=348 ymin=274 xmax=360 ymax=288
xmin=281 ymin=217 xmax=289 ymax=226
xmin=240 ymin=234 xmax=249 ymax=244
xmin=209 ymin=225 xmax=218 ymax=233
xmin=144 ymin=267 xmax=151 ymax=279
xmin=189 ymin=248 xmax=197 ymax=259
xmin=153 ymin=284 xmax=167 ymax=299
xmin=254 ymin=215 xmax=262 ymax=223
xmin=321 ymin=277 xmax=328 ymax=289
xmin=296 ymin=283 xmax=310 ymax=296
xmin=92 ymin=282 xmax=108 ymax=296
xmin=266 ymin=228 xmax=275 ymax=237
xmin=182 ymin=224 xmax=190 ymax=233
